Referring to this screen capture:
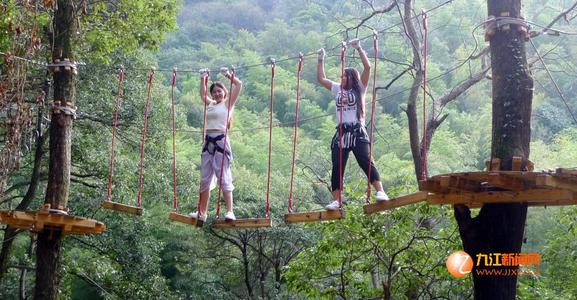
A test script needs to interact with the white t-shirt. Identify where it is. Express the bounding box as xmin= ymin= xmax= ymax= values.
xmin=205 ymin=101 xmax=231 ymax=131
xmin=331 ymin=82 xmax=366 ymax=125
